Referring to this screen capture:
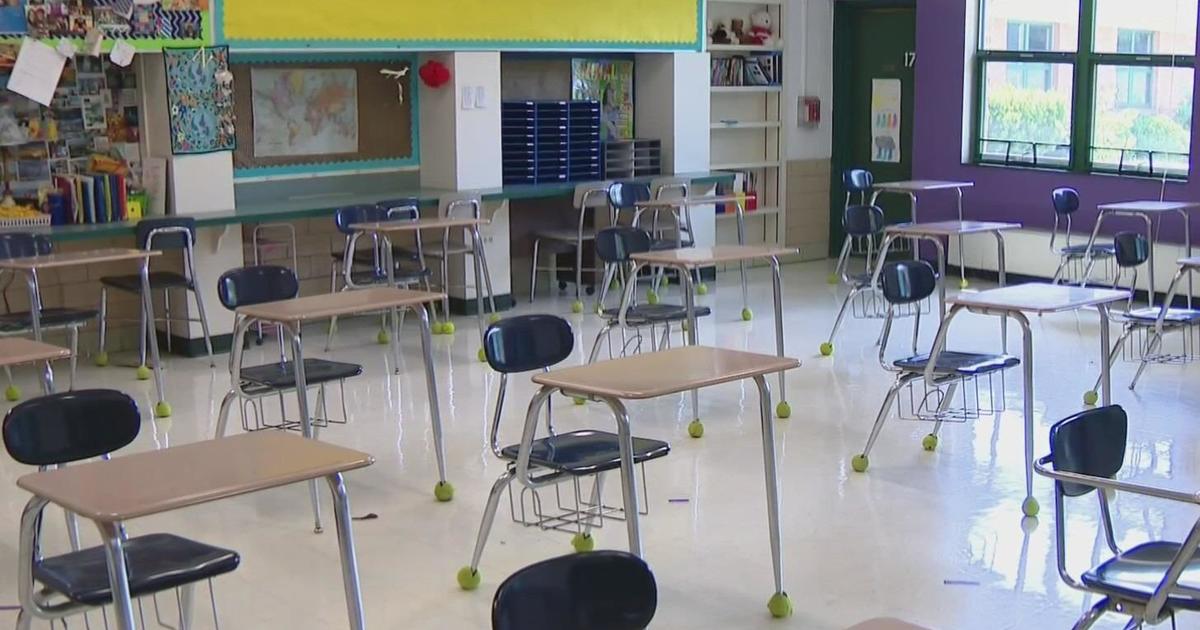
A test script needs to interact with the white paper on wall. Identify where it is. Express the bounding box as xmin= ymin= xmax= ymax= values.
xmin=871 ymin=78 xmax=902 ymax=164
